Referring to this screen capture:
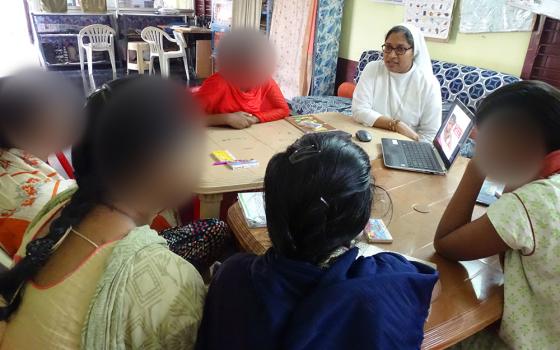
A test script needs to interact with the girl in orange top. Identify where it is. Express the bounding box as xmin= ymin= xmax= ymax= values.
xmin=196 ymin=30 xmax=290 ymax=129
